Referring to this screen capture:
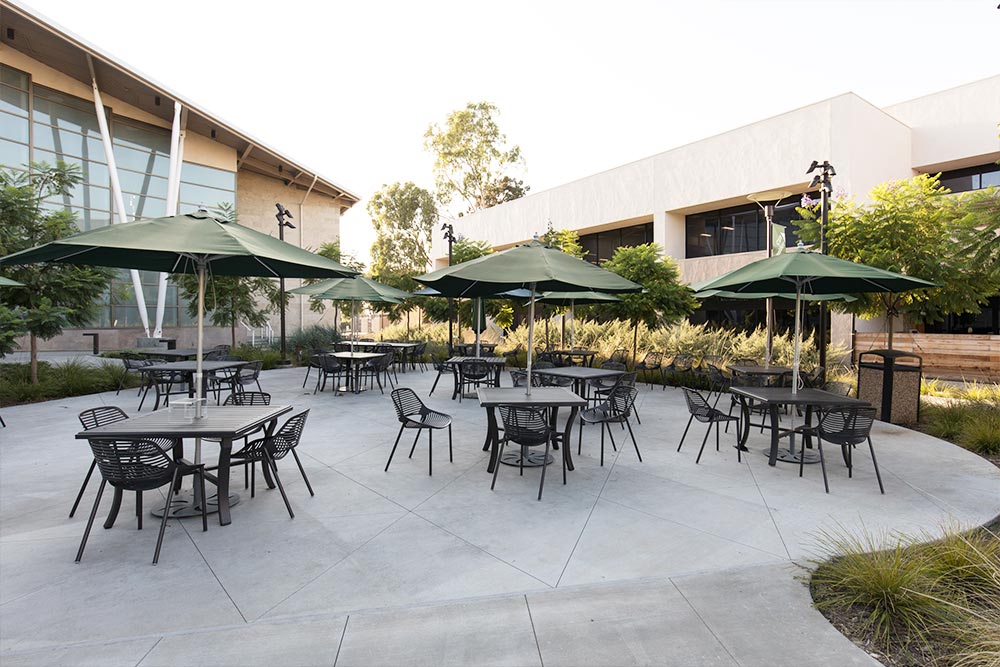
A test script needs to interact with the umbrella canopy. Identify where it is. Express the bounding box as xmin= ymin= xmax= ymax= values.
xmin=416 ymin=239 xmax=643 ymax=393
xmin=693 ymin=289 xmax=856 ymax=302
xmin=415 ymin=239 xmax=643 ymax=298
xmin=0 ymin=211 xmax=358 ymax=416
xmin=0 ymin=277 xmax=25 ymax=287
xmin=291 ymin=276 xmax=409 ymax=302
xmin=536 ymin=290 xmax=621 ymax=306
xmin=691 ymin=250 xmax=935 ymax=392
